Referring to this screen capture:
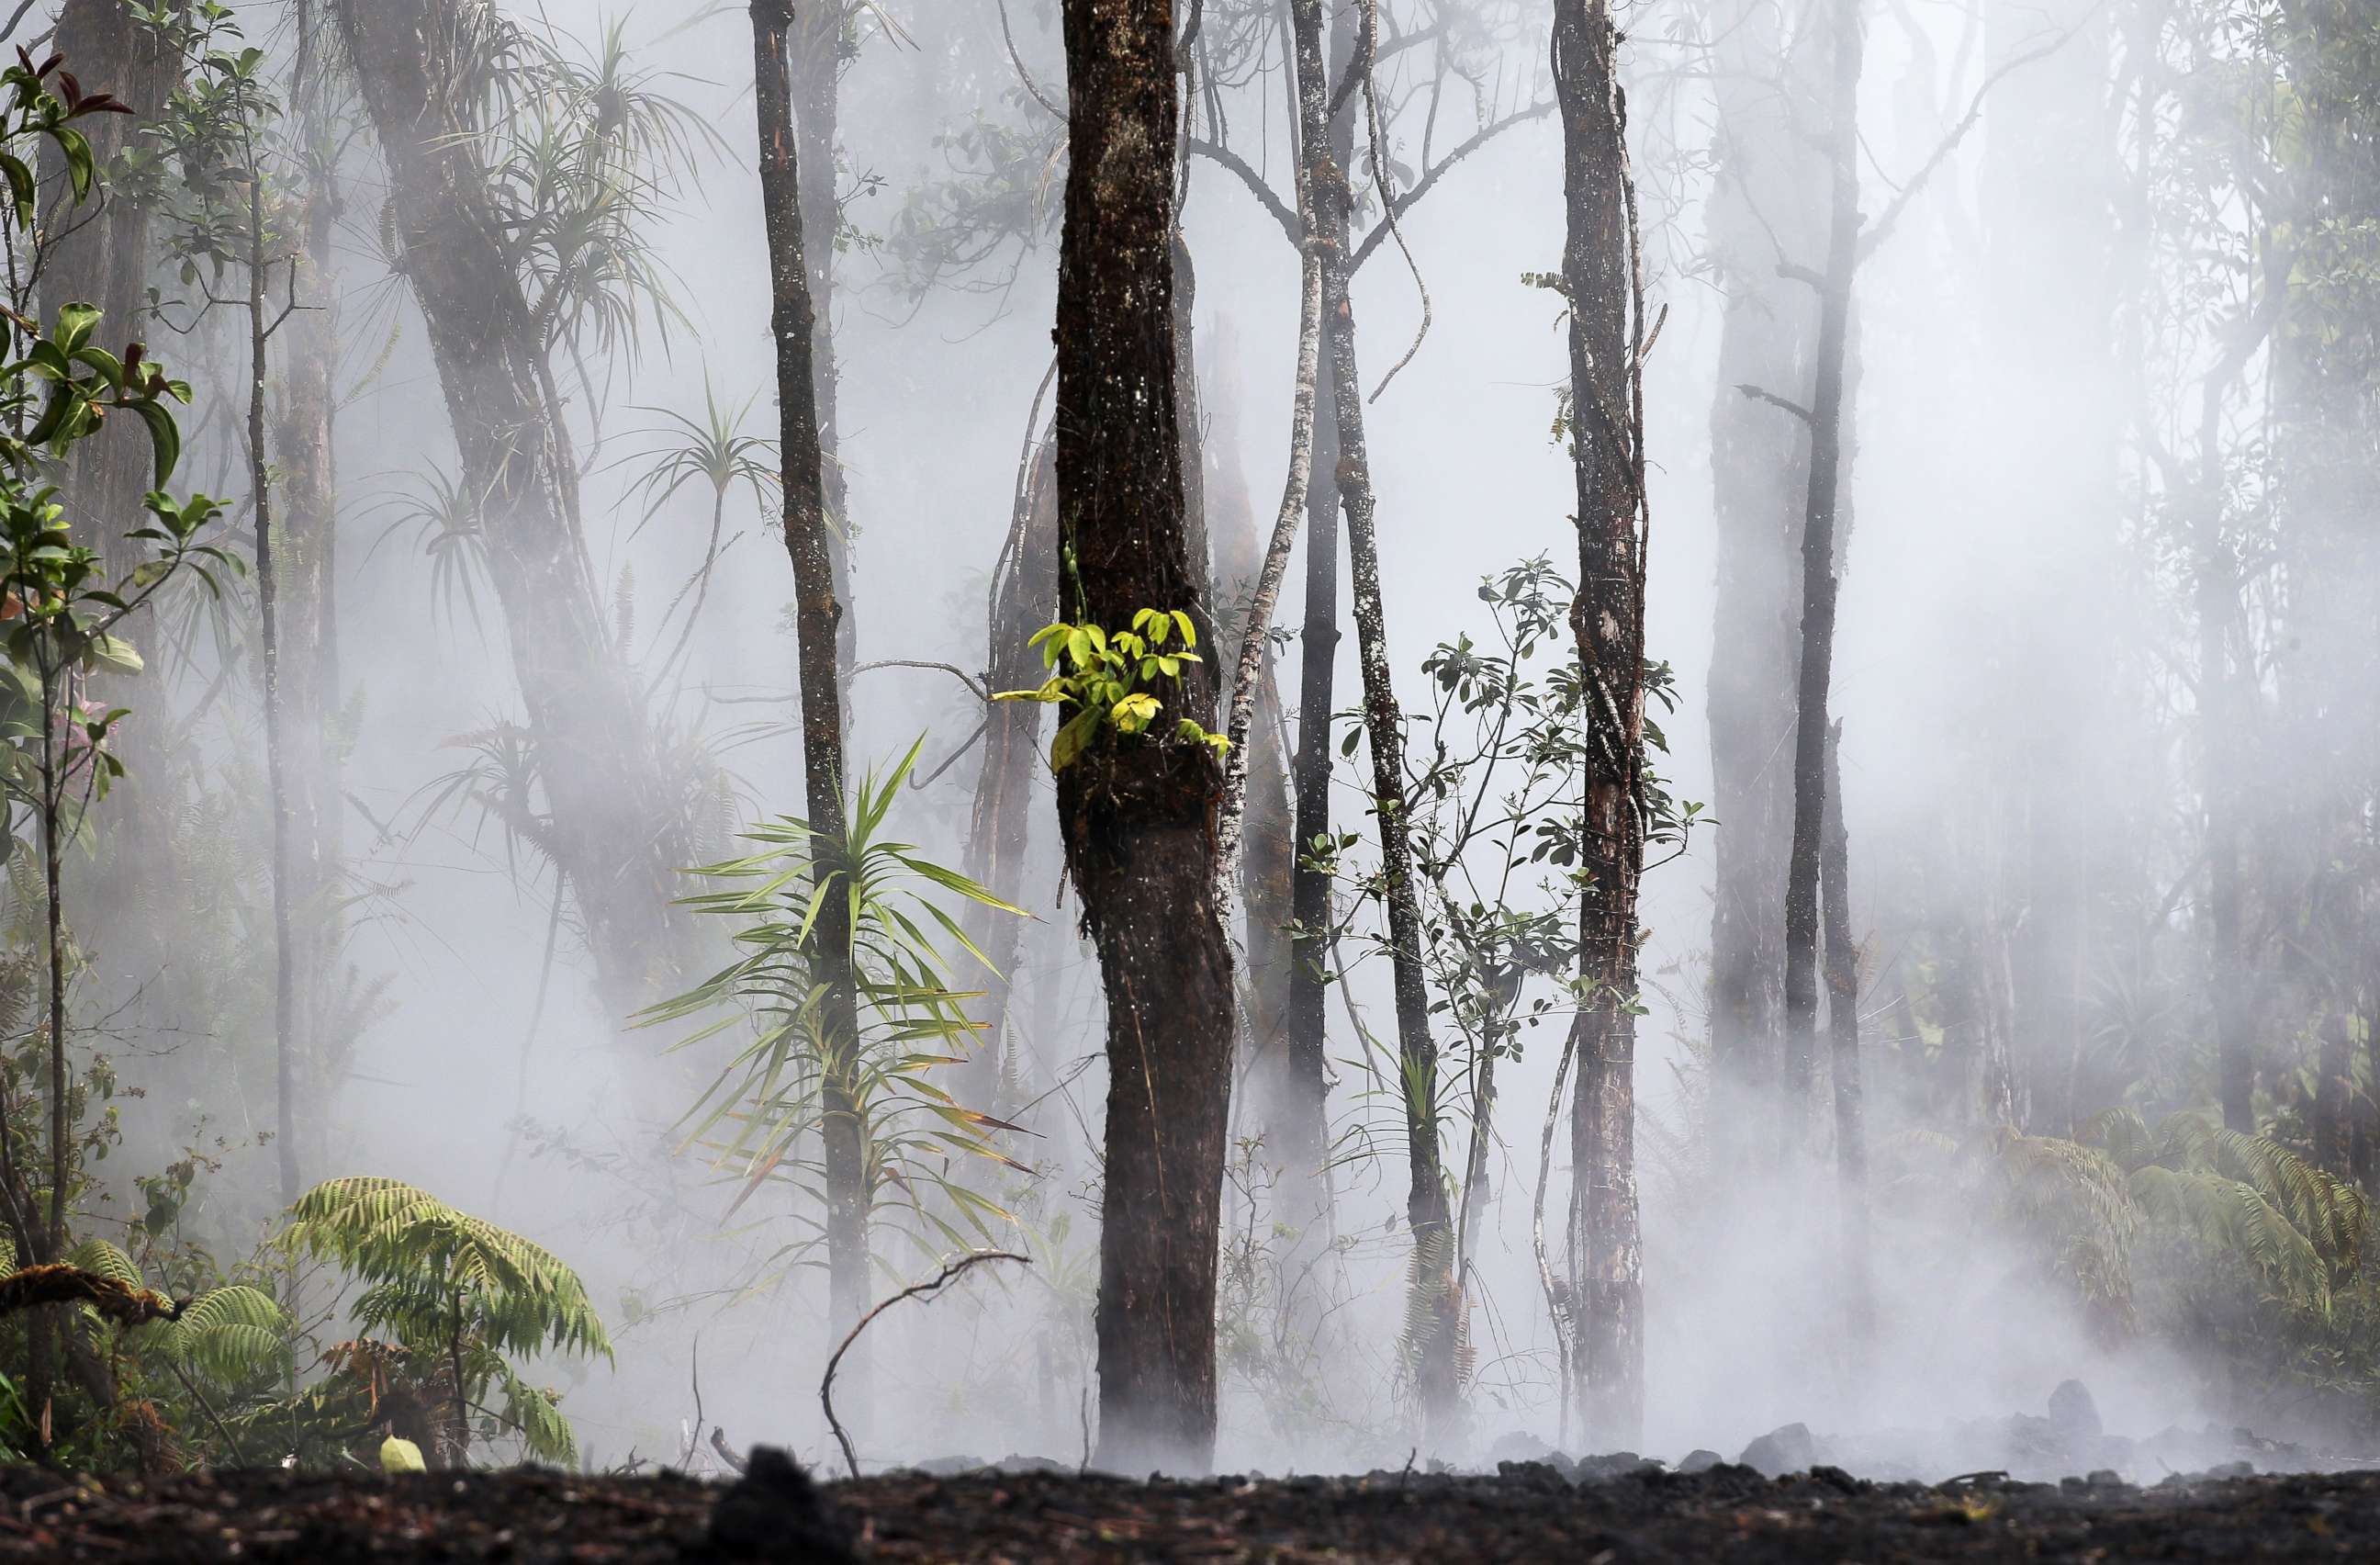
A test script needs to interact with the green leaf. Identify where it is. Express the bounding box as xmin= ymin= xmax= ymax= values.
xmin=131 ymin=398 xmax=181 ymax=486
